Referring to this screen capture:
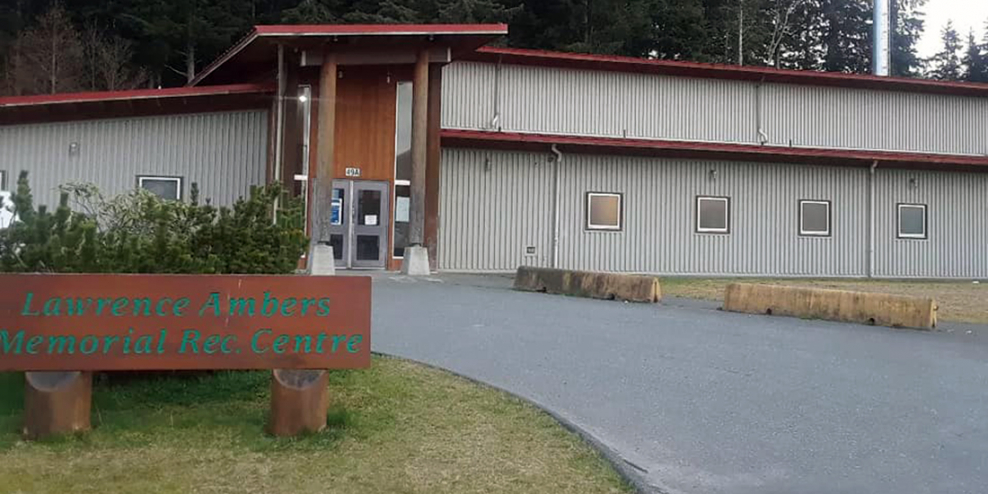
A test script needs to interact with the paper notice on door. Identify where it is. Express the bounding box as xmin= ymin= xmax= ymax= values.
xmin=331 ymin=199 xmax=343 ymax=225
xmin=365 ymin=215 xmax=378 ymax=226
xmin=395 ymin=197 xmax=410 ymax=222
